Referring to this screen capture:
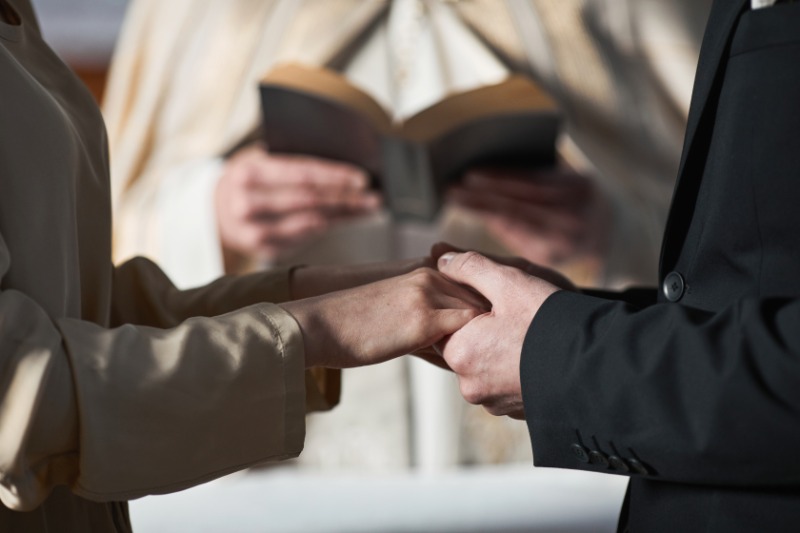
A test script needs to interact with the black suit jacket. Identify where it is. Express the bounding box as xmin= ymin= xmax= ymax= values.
xmin=521 ymin=1 xmax=800 ymax=531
